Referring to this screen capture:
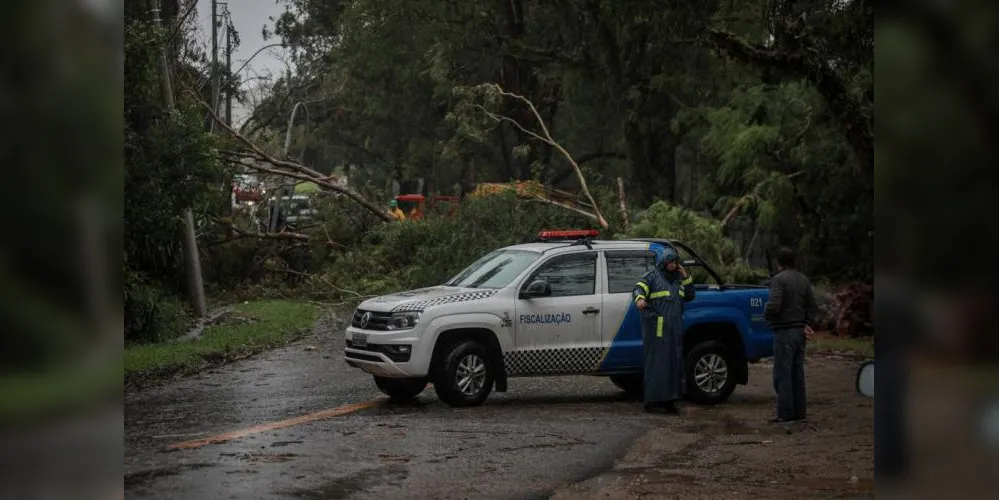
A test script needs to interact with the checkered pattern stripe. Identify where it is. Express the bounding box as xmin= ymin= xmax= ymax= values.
xmin=392 ymin=290 xmax=498 ymax=312
xmin=503 ymin=347 xmax=607 ymax=376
